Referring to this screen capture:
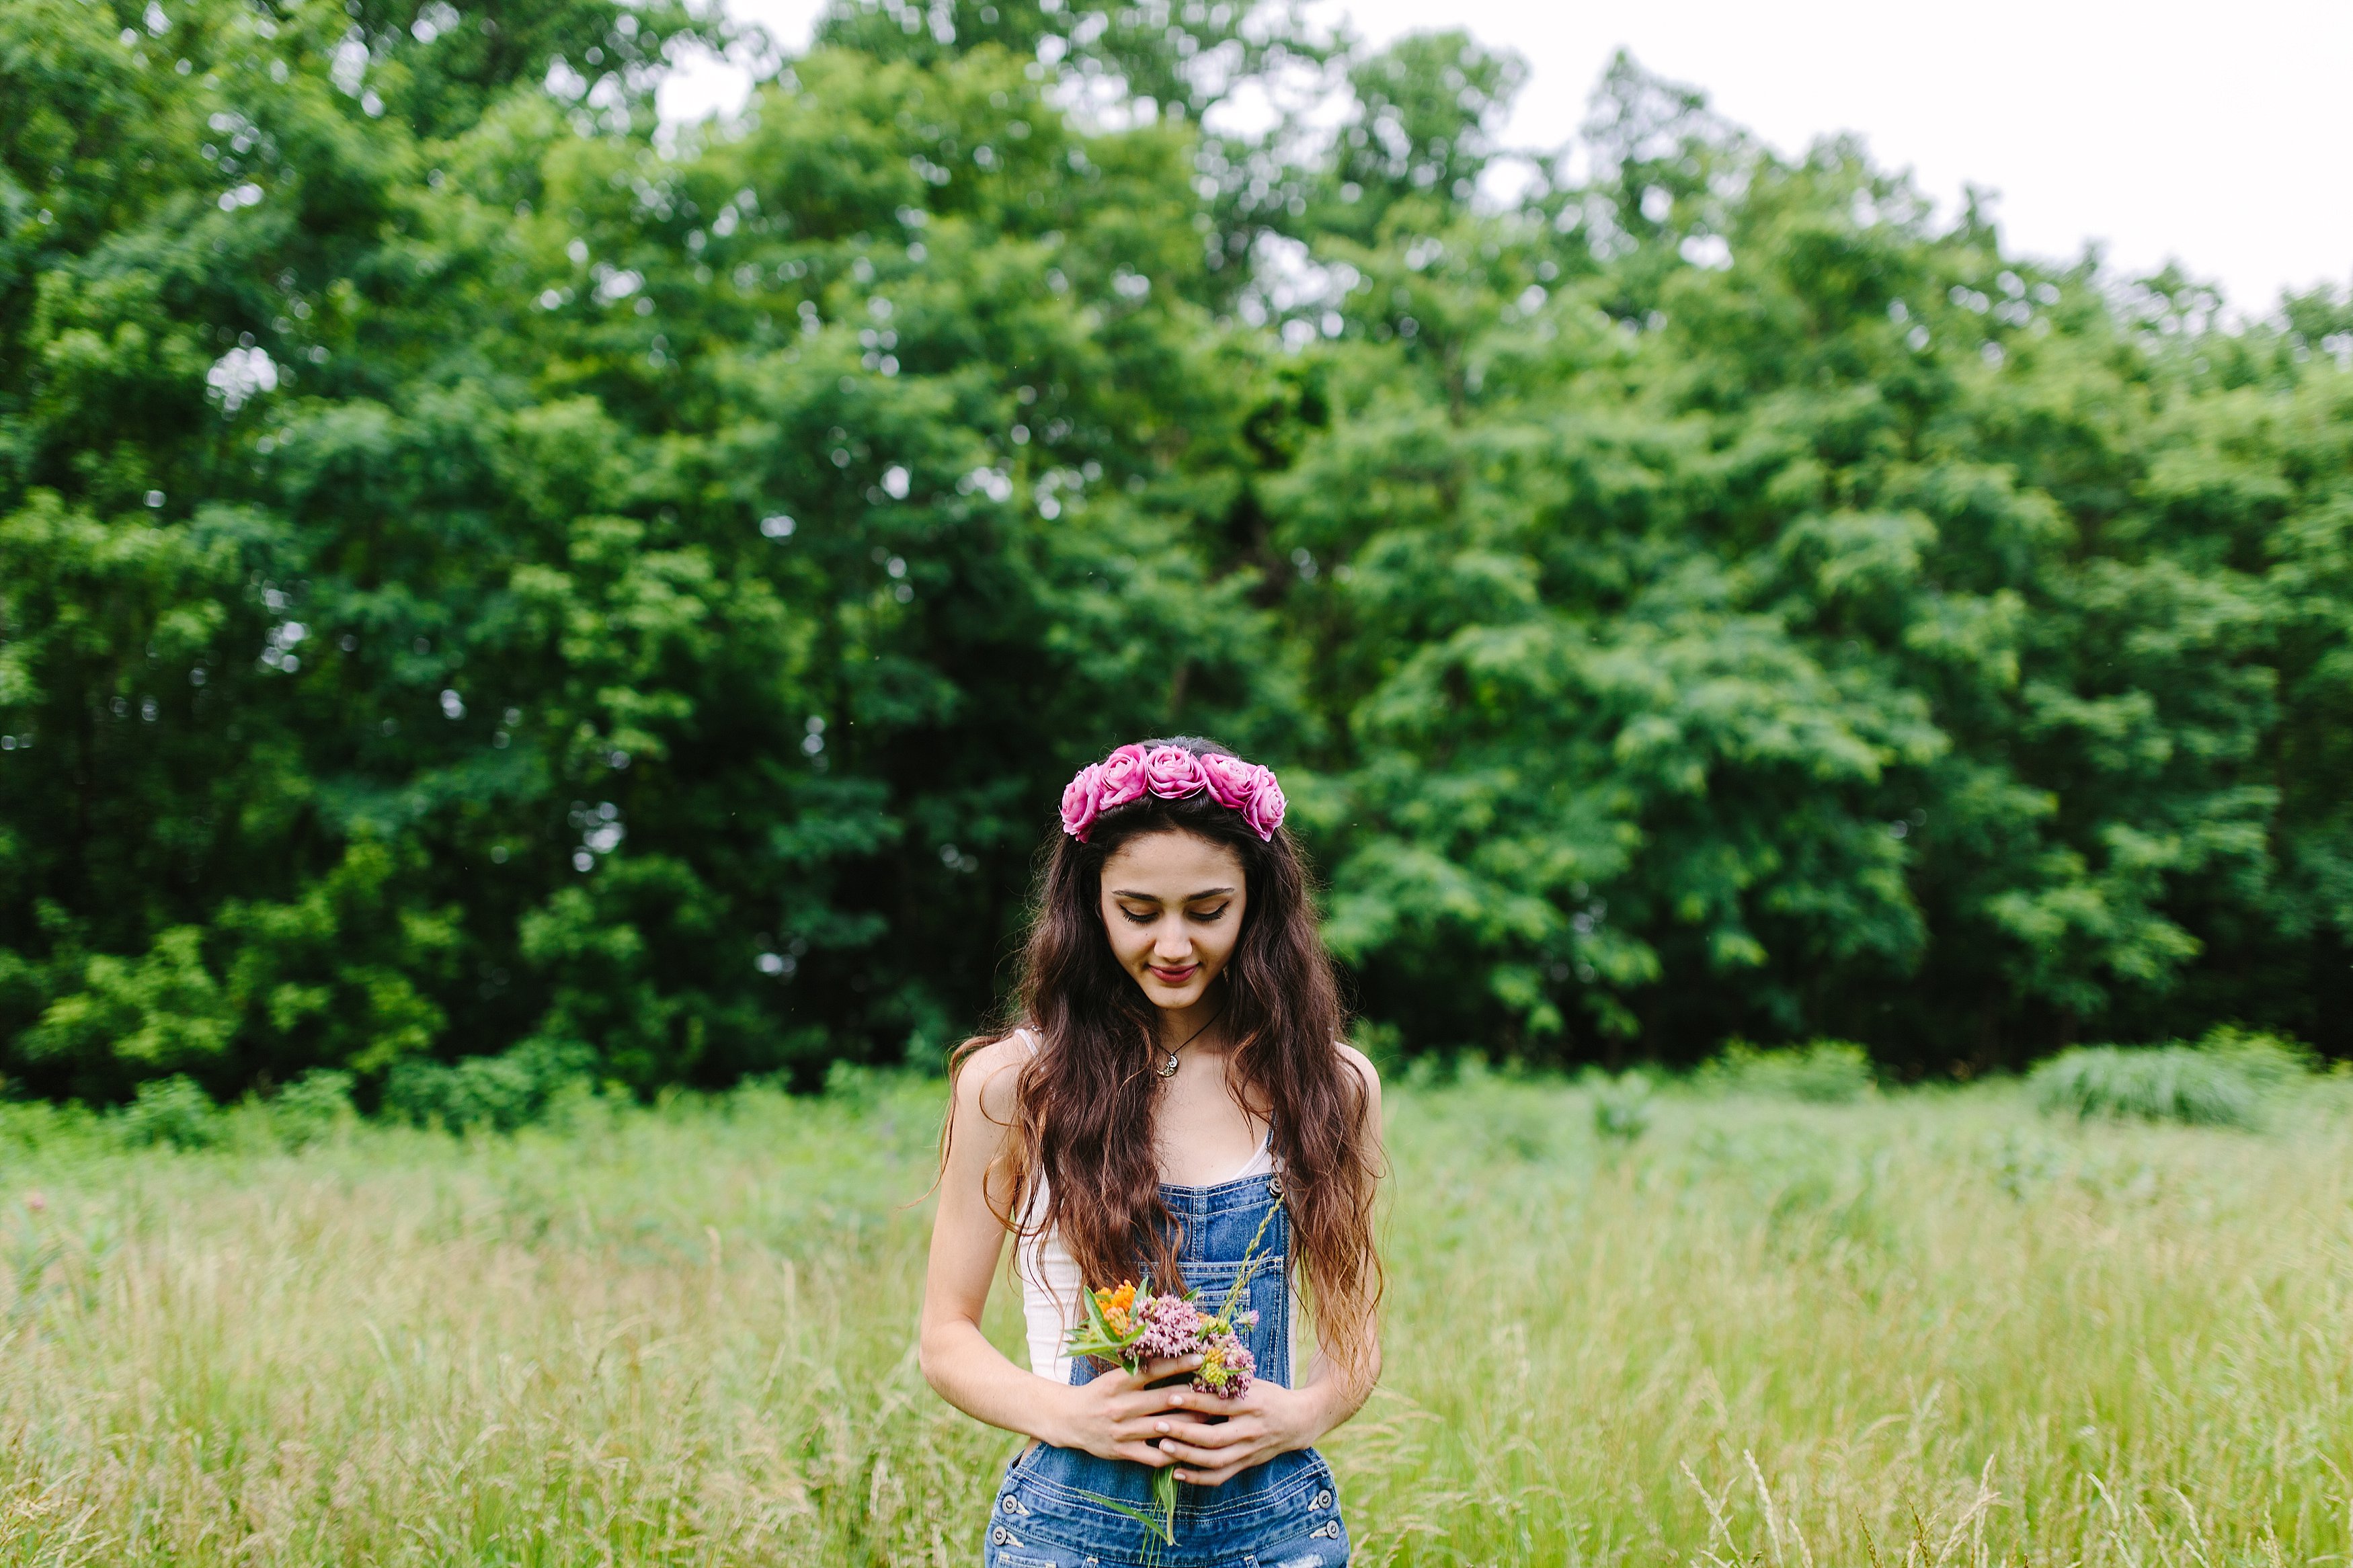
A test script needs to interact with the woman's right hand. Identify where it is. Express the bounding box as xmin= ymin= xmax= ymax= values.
xmin=1047 ymin=1354 xmax=1210 ymax=1464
